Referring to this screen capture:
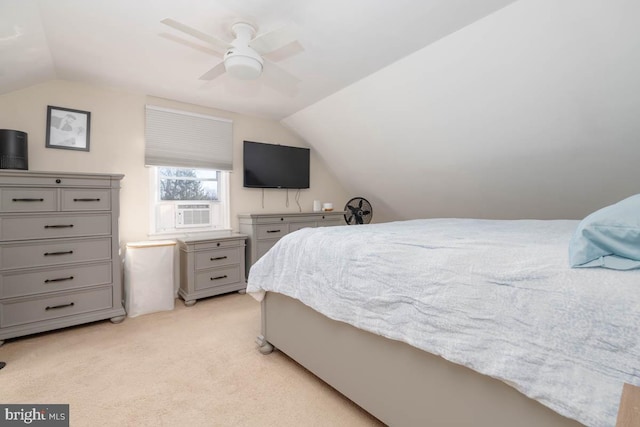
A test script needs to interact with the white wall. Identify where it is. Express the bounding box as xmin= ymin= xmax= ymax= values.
xmin=283 ymin=0 xmax=640 ymax=222
xmin=0 ymin=80 xmax=350 ymax=245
